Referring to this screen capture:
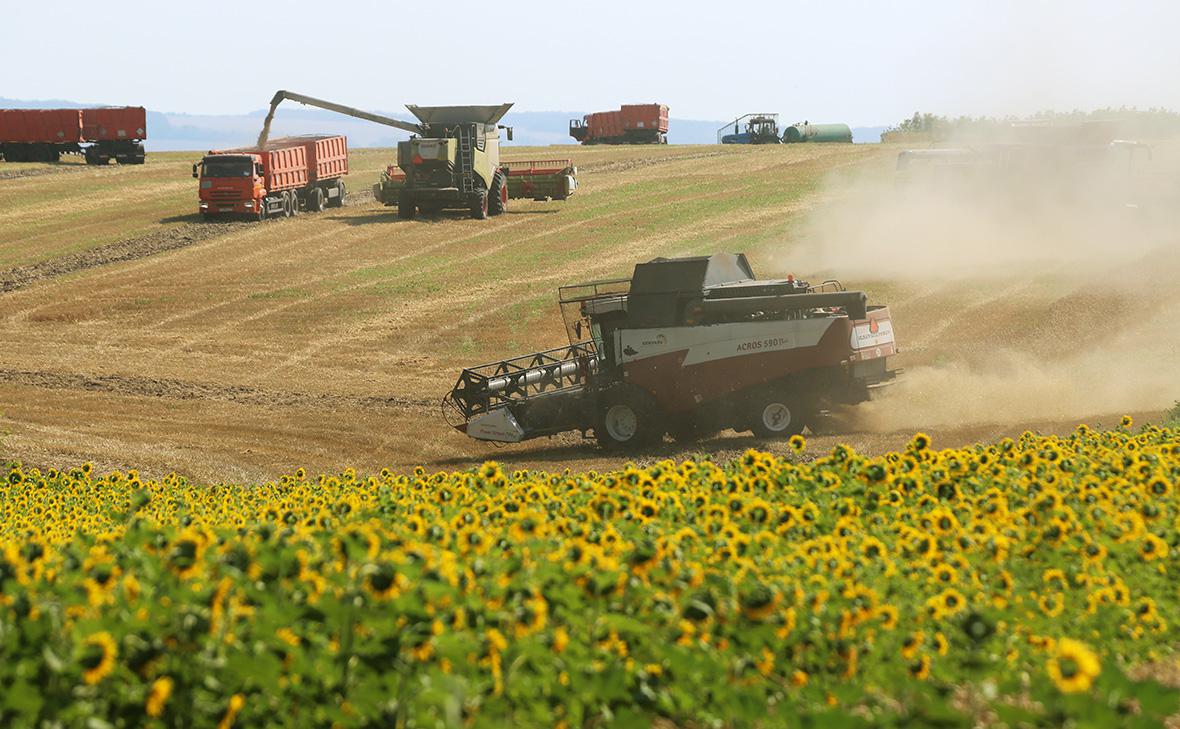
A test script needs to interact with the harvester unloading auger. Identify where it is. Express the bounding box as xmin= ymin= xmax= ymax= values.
xmin=443 ymin=253 xmax=898 ymax=448
xmin=261 ymin=90 xmax=576 ymax=219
